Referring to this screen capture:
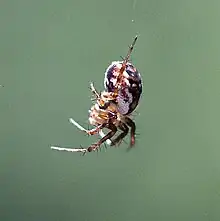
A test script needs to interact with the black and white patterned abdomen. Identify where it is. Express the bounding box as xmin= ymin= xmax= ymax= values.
xmin=104 ymin=61 xmax=142 ymax=115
